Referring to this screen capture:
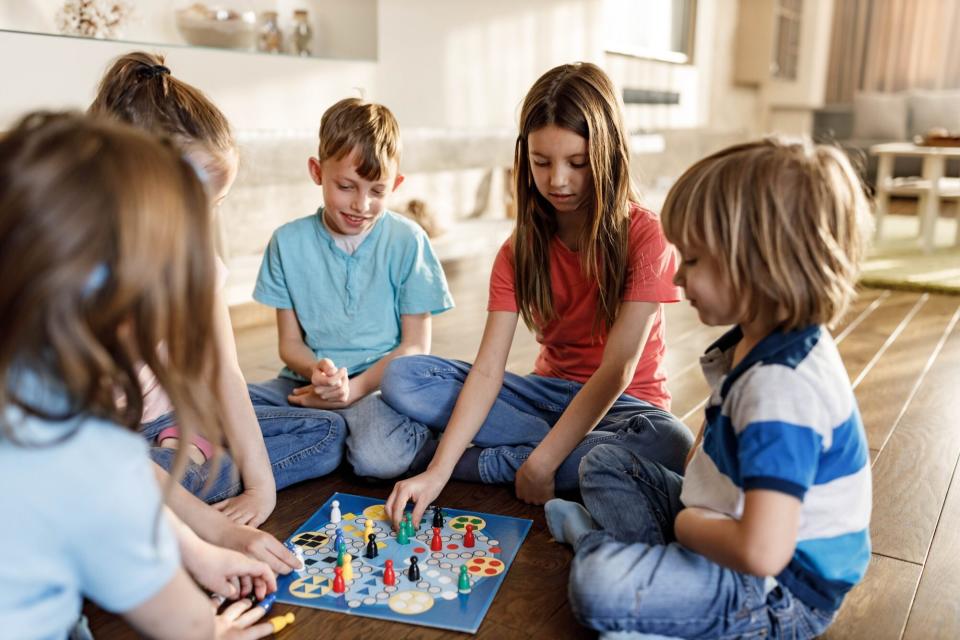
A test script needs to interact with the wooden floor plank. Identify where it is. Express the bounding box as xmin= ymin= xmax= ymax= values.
xmin=821 ymin=554 xmax=922 ymax=640
xmin=869 ymin=306 xmax=960 ymax=563
xmin=855 ymin=296 xmax=960 ymax=450
xmin=902 ymin=453 xmax=960 ymax=639
xmin=836 ymin=292 xmax=924 ymax=385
